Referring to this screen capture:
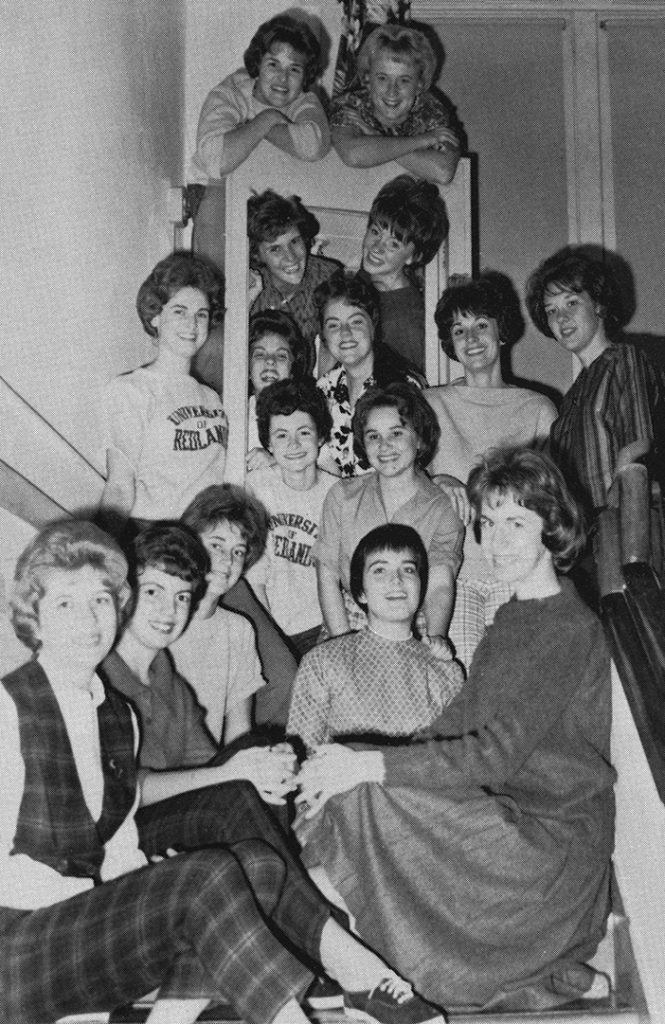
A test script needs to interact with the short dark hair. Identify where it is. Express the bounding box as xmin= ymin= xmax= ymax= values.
xmin=244 ymin=14 xmax=322 ymax=91
xmin=248 ymin=190 xmax=319 ymax=271
xmin=181 ymin=484 xmax=268 ymax=571
xmin=467 ymin=446 xmax=586 ymax=573
xmin=130 ymin=523 xmax=209 ymax=607
xmin=315 ymin=271 xmax=381 ymax=339
xmin=525 ymin=246 xmax=623 ymax=338
xmin=136 ymin=251 xmax=225 ymax=338
xmin=11 ymin=520 xmax=129 ymax=652
xmin=352 ymin=382 xmax=440 ymax=468
xmin=368 ymin=174 xmax=449 ymax=267
xmin=349 ymin=523 xmax=428 ymax=611
xmin=434 ymin=273 xmax=525 ymax=360
xmin=357 ymin=24 xmax=437 ymax=92
xmin=256 ymin=378 xmax=332 ymax=451
xmin=249 ymin=309 xmax=314 ymax=382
